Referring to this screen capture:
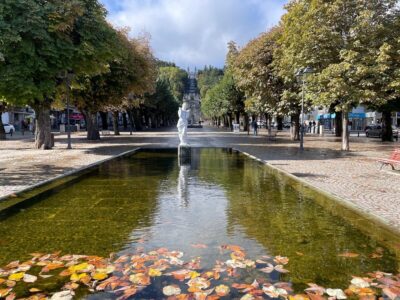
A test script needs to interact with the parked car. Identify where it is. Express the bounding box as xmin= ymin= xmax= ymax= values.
xmin=3 ymin=124 xmax=15 ymax=135
xmin=365 ymin=124 xmax=399 ymax=139
xmin=283 ymin=122 xmax=291 ymax=129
